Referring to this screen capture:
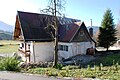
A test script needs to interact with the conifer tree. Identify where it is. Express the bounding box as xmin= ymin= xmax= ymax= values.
xmin=98 ymin=9 xmax=117 ymax=51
